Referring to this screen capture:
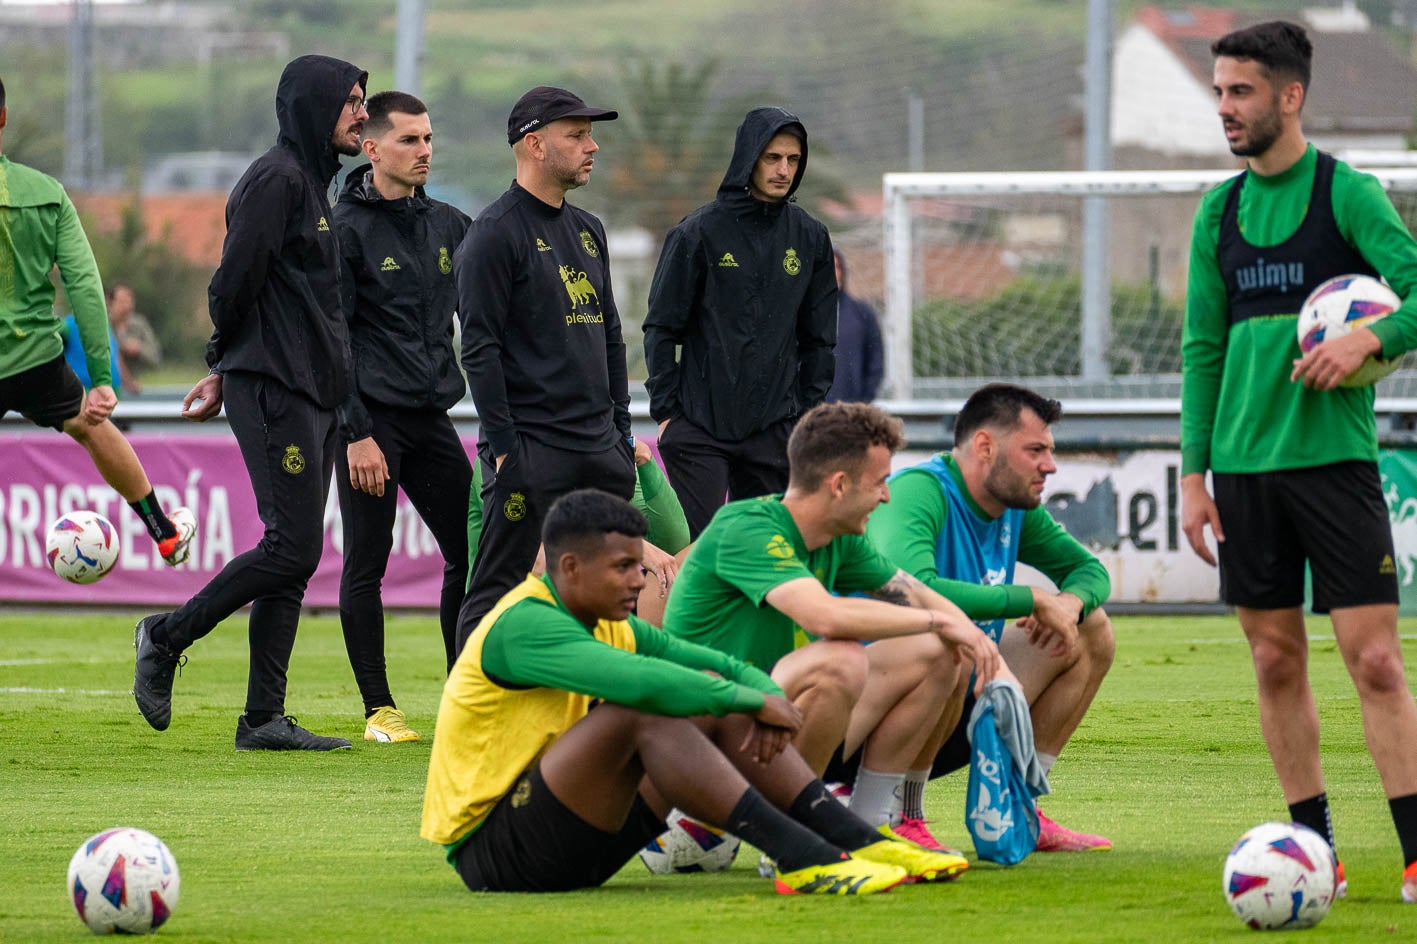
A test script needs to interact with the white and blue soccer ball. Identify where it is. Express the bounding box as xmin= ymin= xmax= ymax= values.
xmin=1222 ymin=821 xmax=1336 ymax=930
xmin=1296 ymin=273 xmax=1402 ymax=387
xmin=67 ymin=827 xmax=180 ymax=935
xmin=639 ymin=808 xmax=741 ymax=874
xmin=46 ymin=510 xmax=120 ymax=584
